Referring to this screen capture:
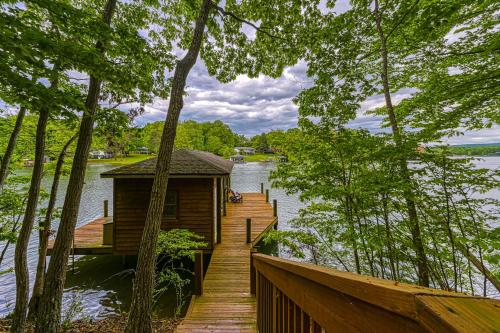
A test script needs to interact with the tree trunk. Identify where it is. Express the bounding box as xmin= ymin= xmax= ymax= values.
xmin=11 ymin=104 xmax=51 ymax=332
xmin=0 ymin=212 xmax=23 ymax=267
xmin=381 ymin=194 xmax=397 ymax=280
xmin=27 ymin=133 xmax=77 ymax=323
xmin=125 ymin=1 xmax=212 ymax=332
xmin=0 ymin=107 xmax=26 ymax=190
xmin=35 ymin=2 xmax=117 ymax=331
xmin=373 ymin=0 xmax=429 ymax=287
